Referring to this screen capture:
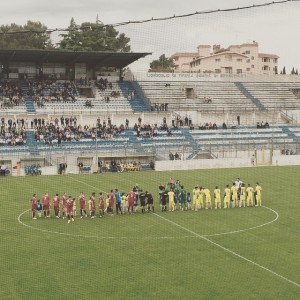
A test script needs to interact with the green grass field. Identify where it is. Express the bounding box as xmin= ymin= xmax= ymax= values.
xmin=1 ymin=166 xmax=300 ymax=300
